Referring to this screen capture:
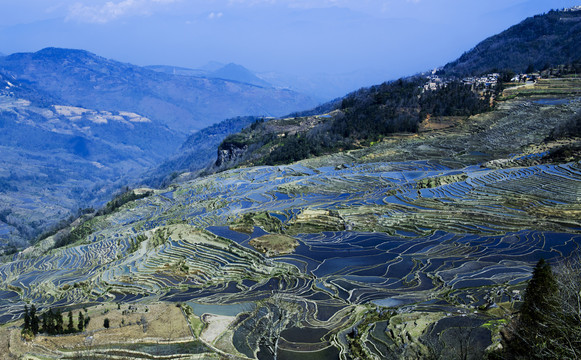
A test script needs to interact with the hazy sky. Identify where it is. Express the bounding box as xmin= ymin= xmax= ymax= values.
xmin=0 ymin=0 xmax=578 ymax=87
